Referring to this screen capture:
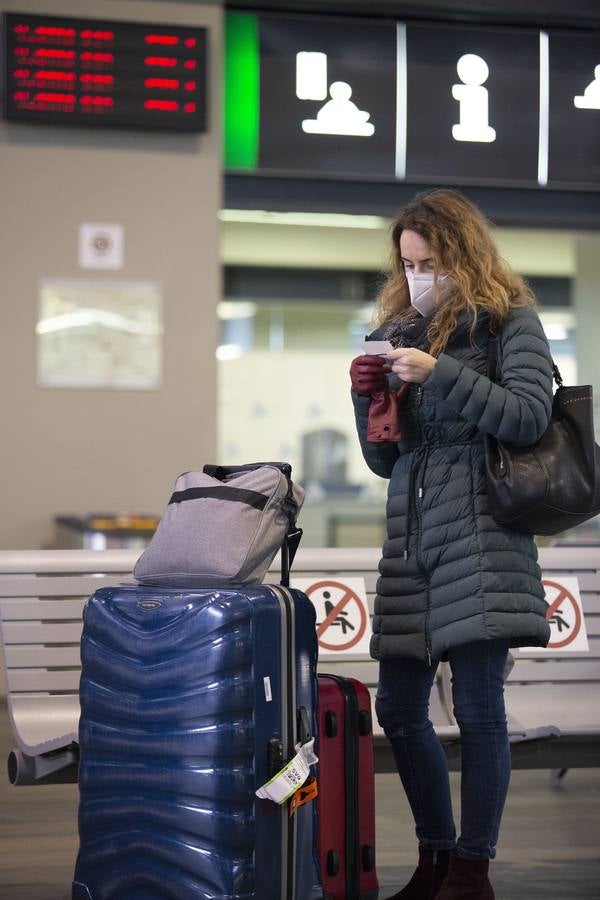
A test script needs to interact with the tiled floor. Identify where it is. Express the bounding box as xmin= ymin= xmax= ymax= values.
xmin=1 ymin=708 xmax=598 ymax=899
xmin=376 ymin=768 xmax=600 ymax=899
